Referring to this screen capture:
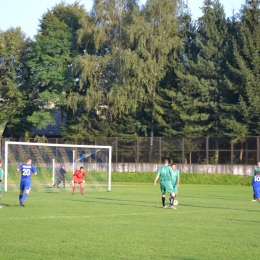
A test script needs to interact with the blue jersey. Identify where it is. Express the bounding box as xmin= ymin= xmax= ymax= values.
xmin=18 ymin=164 xmax=37 ymax=183
xmin=252 ymin=175 xmax=260 ymax=187
xmin=252 ymin=175 xmax=260 ymax=199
